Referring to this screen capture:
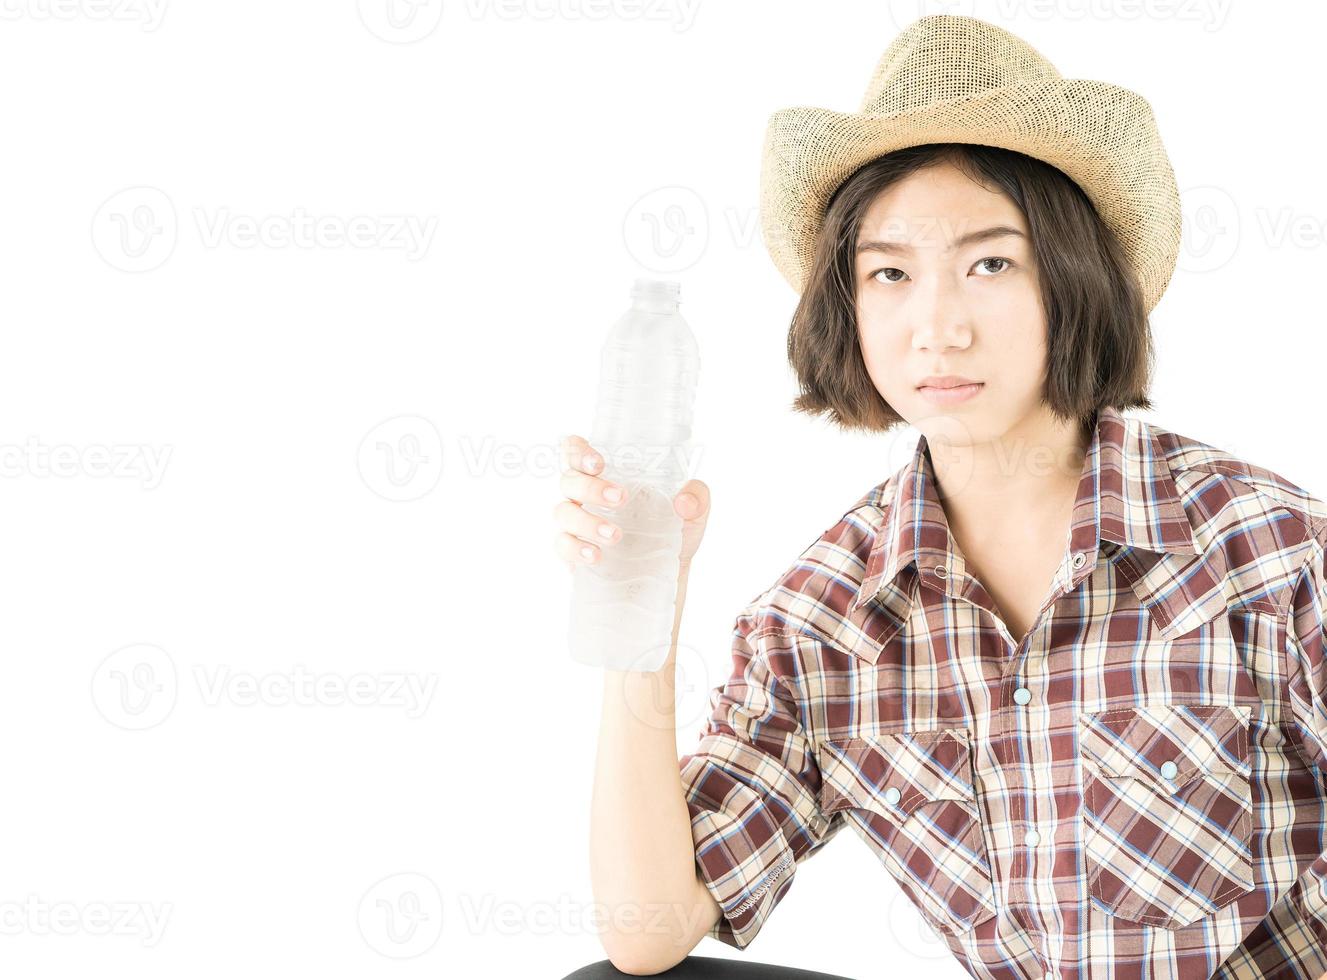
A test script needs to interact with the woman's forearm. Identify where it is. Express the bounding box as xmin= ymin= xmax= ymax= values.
xmin=587 ymin=569 xmax=721 ymax=972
